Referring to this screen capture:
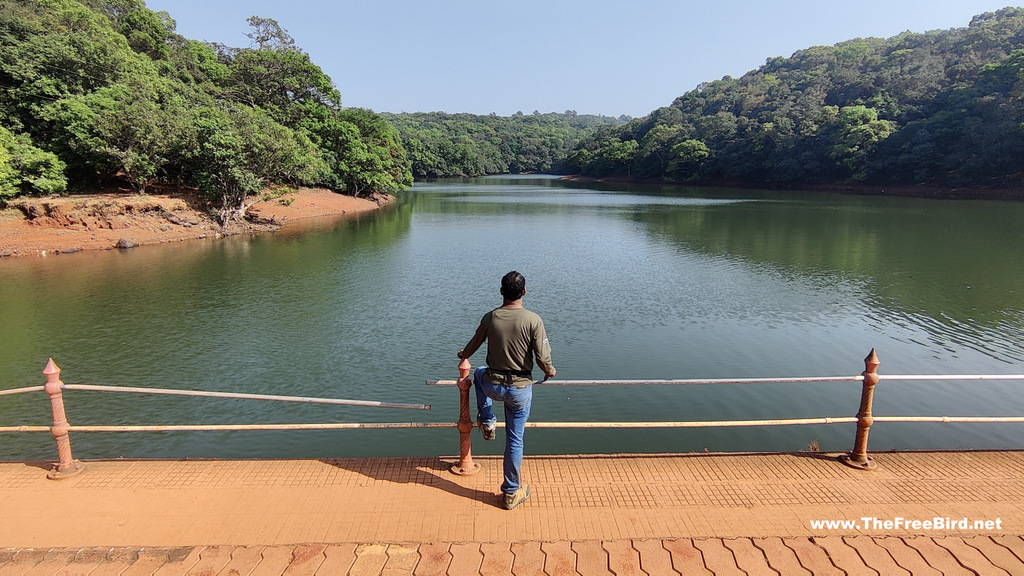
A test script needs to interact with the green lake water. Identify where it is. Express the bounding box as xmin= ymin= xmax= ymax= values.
xmin=2 ymin=175 xmax=1023 ymax=460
